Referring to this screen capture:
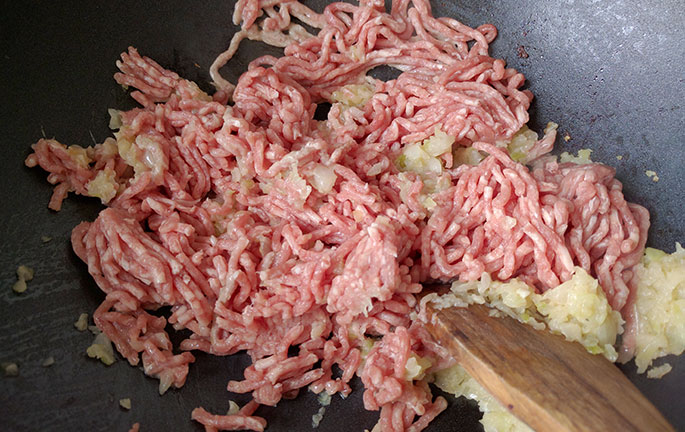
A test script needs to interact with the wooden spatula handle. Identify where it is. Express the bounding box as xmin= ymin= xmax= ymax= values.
xmin=426 ymin=303 xmax=674 ymax=432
